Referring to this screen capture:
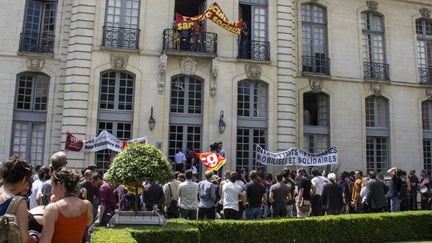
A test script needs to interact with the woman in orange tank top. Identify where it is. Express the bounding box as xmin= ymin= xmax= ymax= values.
xmin=40 ymin=169 xmax=93 ymax=243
